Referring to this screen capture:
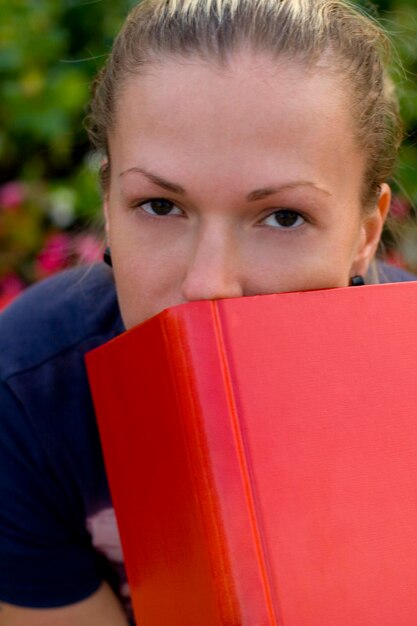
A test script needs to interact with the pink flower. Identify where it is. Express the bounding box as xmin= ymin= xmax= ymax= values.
xmin=390 ymin=196 xmax=410 ymax=221
xmin=0 ymin=181 xmax=25 ymax=212
xmin=0 ymin=294 xmax=17 ymax=311
xmin=35 ymin=233 xmax=72 ymax=277
xmin=385 ymin=249 xmax=407 ymax=269
xmin=74 ymin=233 xmax=103 ymax=264
xmin=0 ymin=274 xmax=26 ymax=297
